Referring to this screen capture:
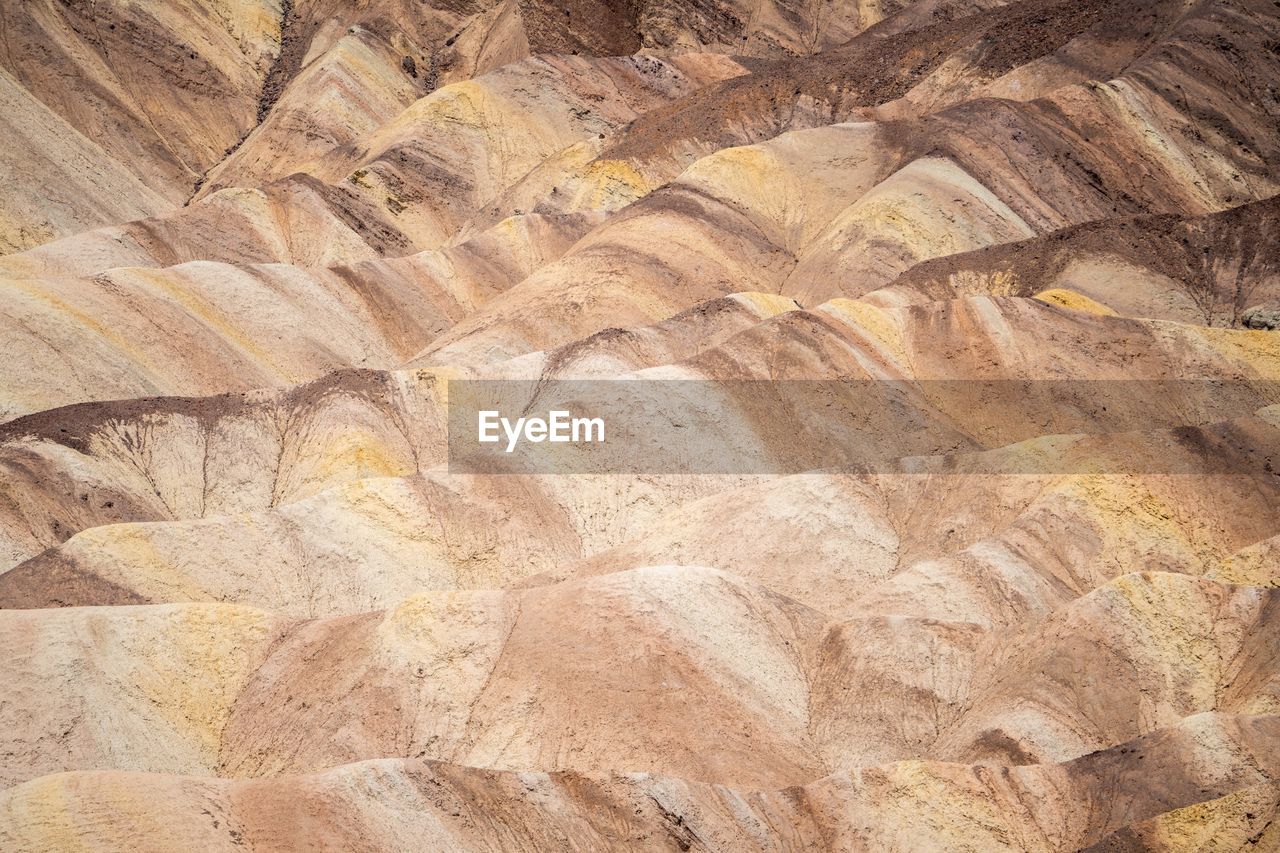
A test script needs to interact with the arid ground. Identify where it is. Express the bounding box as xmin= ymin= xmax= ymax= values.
xmin=1 ymin=0 xmax=1279 ymax=849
